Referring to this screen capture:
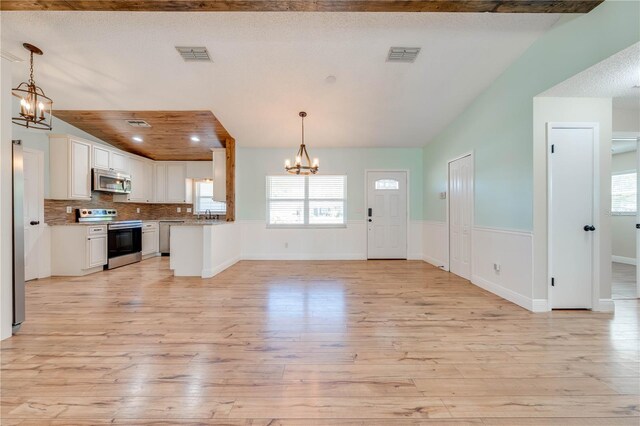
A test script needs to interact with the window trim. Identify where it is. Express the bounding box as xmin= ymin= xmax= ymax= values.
xmin=266 ymin=175 xmax=348 ymax=228
xmin=193 ymin=179 xmax=226 ymax=215
xmin=611 ymin=169 xmax=637 ymax=216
